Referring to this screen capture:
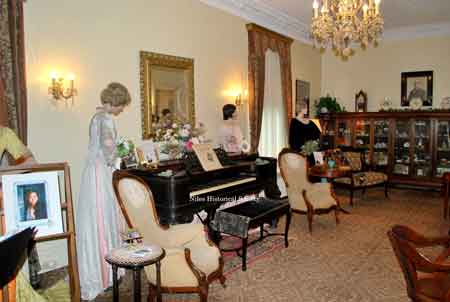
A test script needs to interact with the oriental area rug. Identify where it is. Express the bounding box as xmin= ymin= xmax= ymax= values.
xmin=66 ymin=188 xmax=450 ymax=301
